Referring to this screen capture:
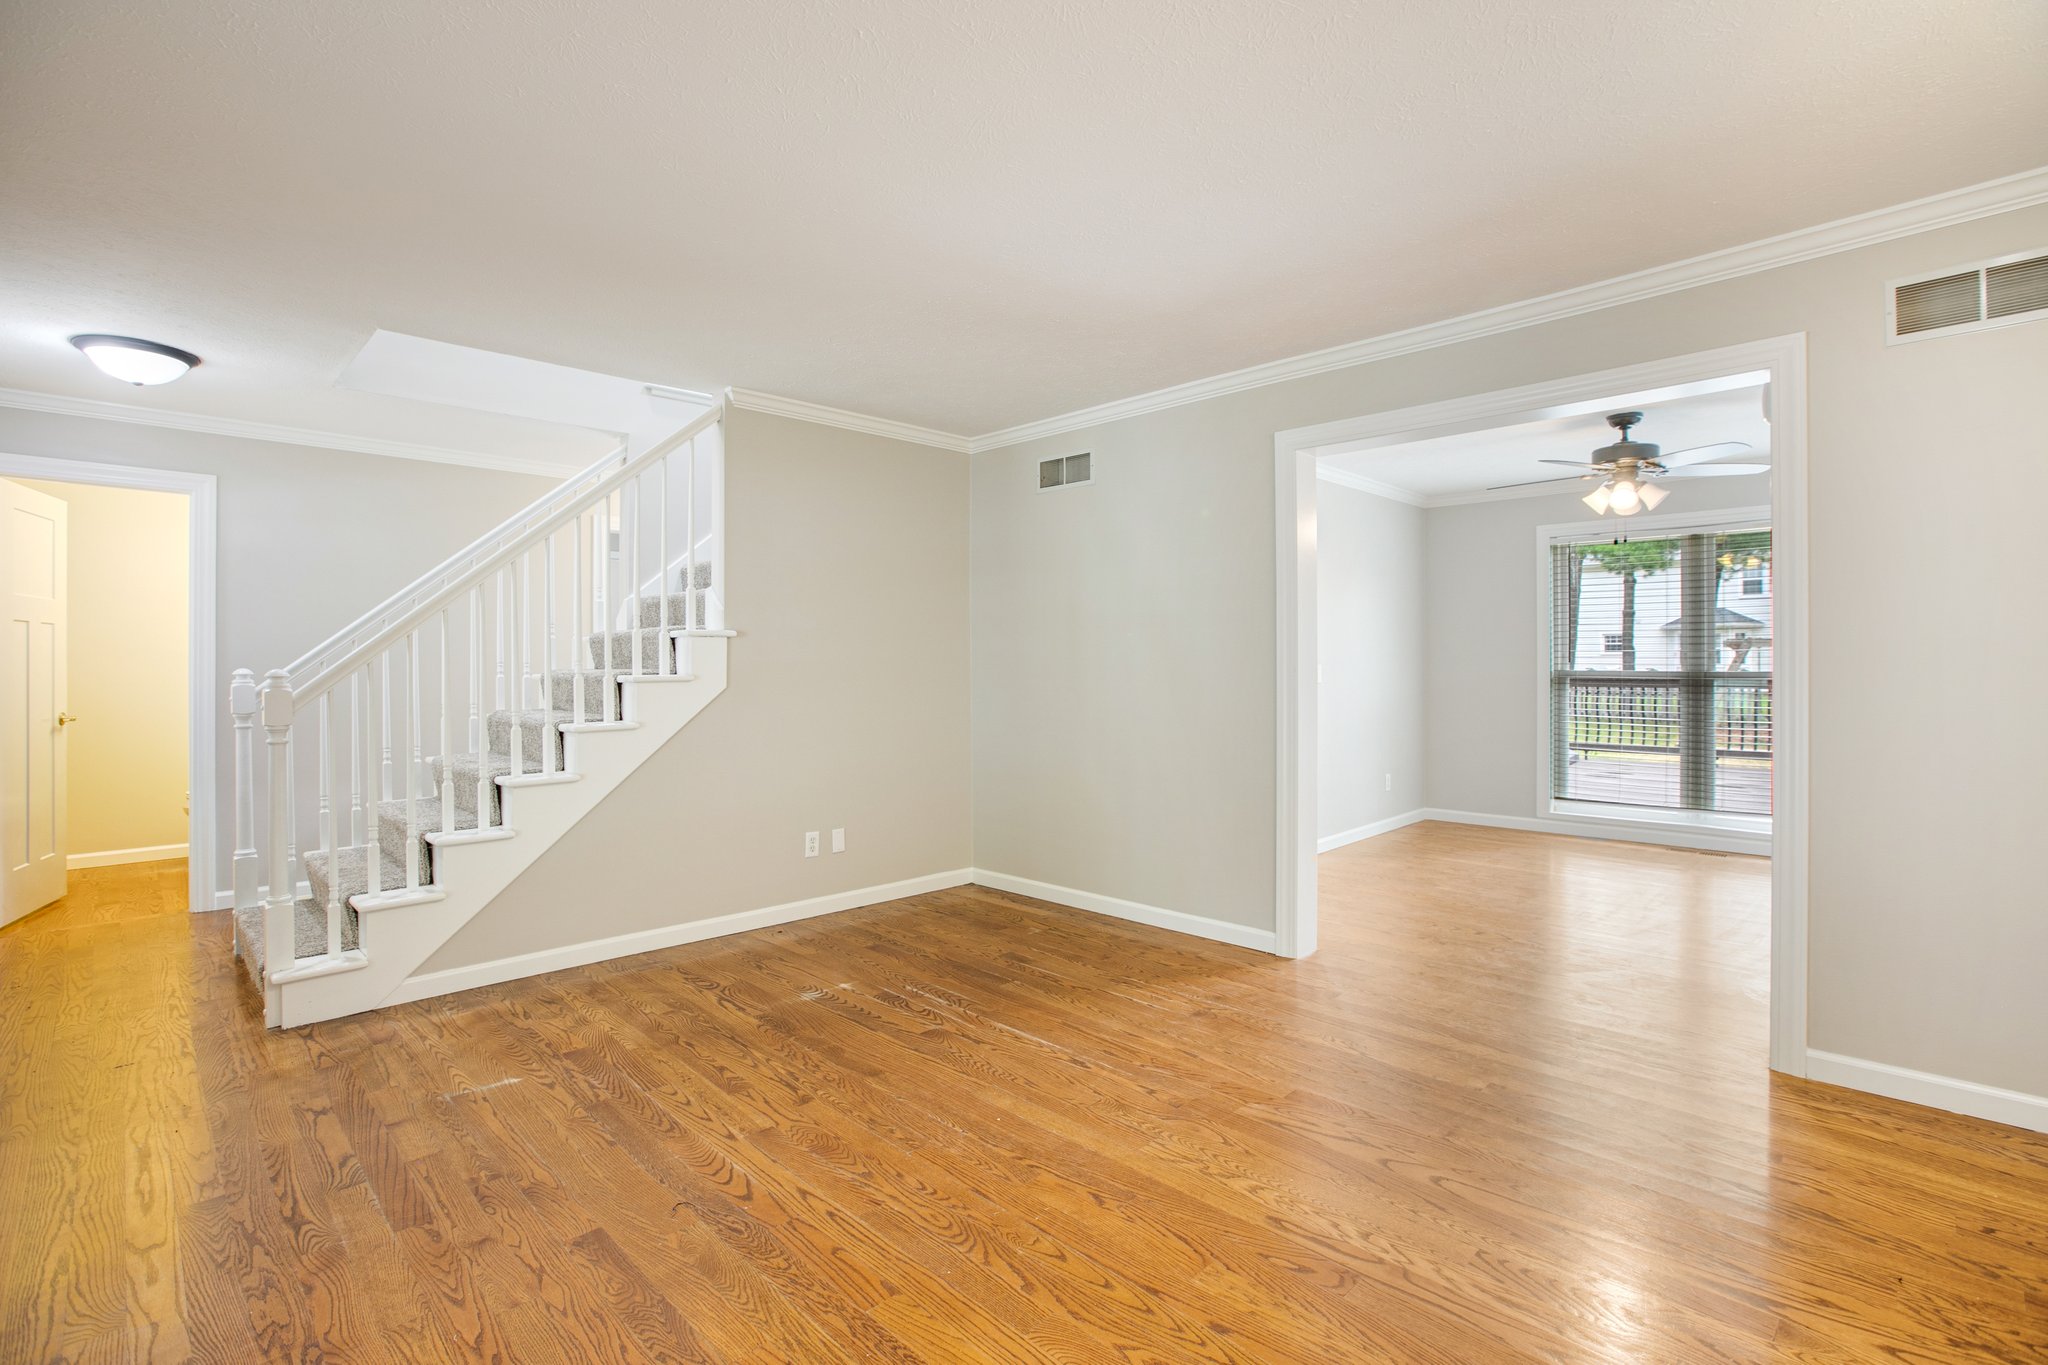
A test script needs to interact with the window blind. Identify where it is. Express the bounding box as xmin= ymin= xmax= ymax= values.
xmin=1548 ymin=526 xmax=1772 ymax=817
